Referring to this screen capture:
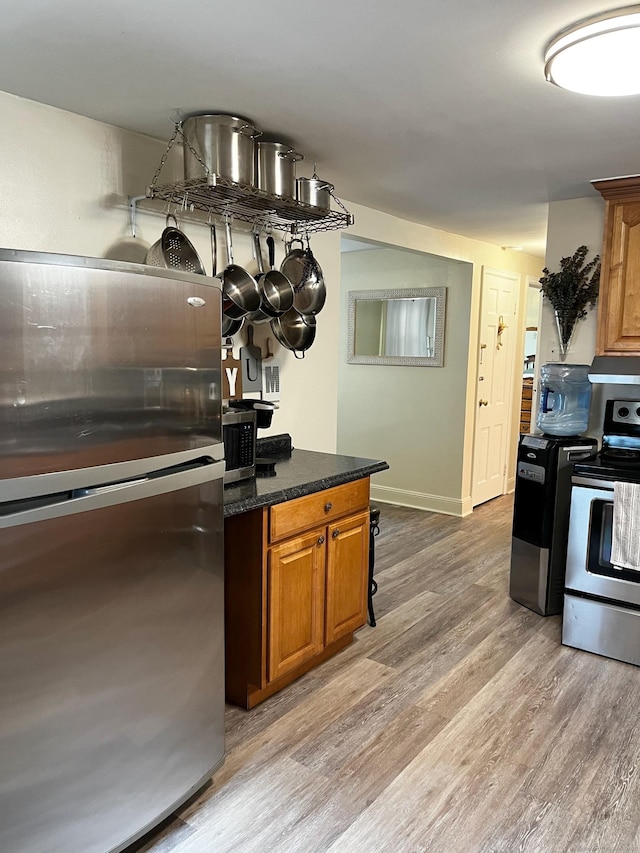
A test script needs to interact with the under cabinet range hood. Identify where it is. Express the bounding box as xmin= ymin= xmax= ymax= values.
xmin=589 ymin=356 xmax=640 ymax=384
